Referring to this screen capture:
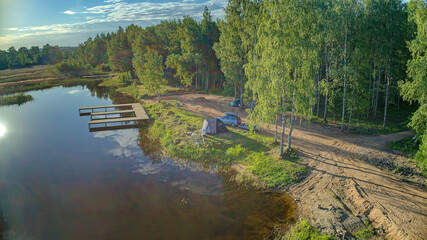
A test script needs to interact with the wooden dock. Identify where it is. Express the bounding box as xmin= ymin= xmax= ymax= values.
xmin=79 ymin=103 xmax=149 ymax=130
